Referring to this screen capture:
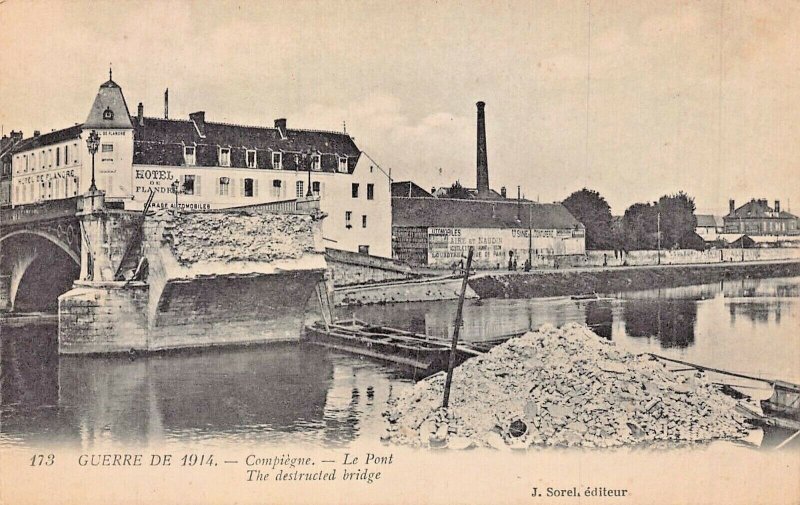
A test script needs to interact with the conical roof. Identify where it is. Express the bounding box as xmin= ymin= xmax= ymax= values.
xmin=84 ymin=78 xmax=133 ymax=129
